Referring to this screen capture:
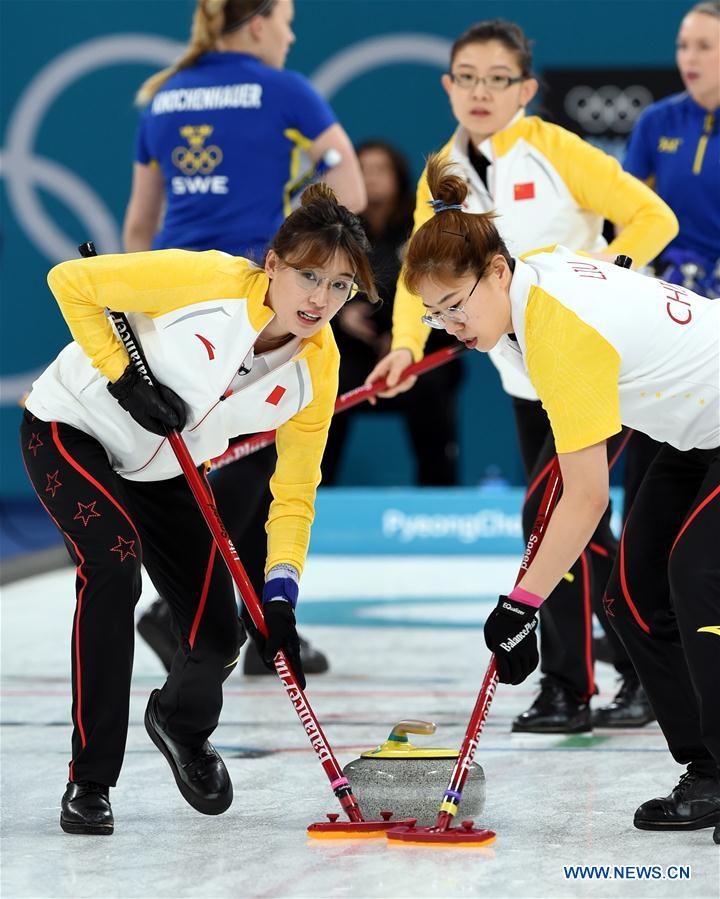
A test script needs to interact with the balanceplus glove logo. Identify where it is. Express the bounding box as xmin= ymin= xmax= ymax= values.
xmin=171 ymin=125 xmax=227 ymax=195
